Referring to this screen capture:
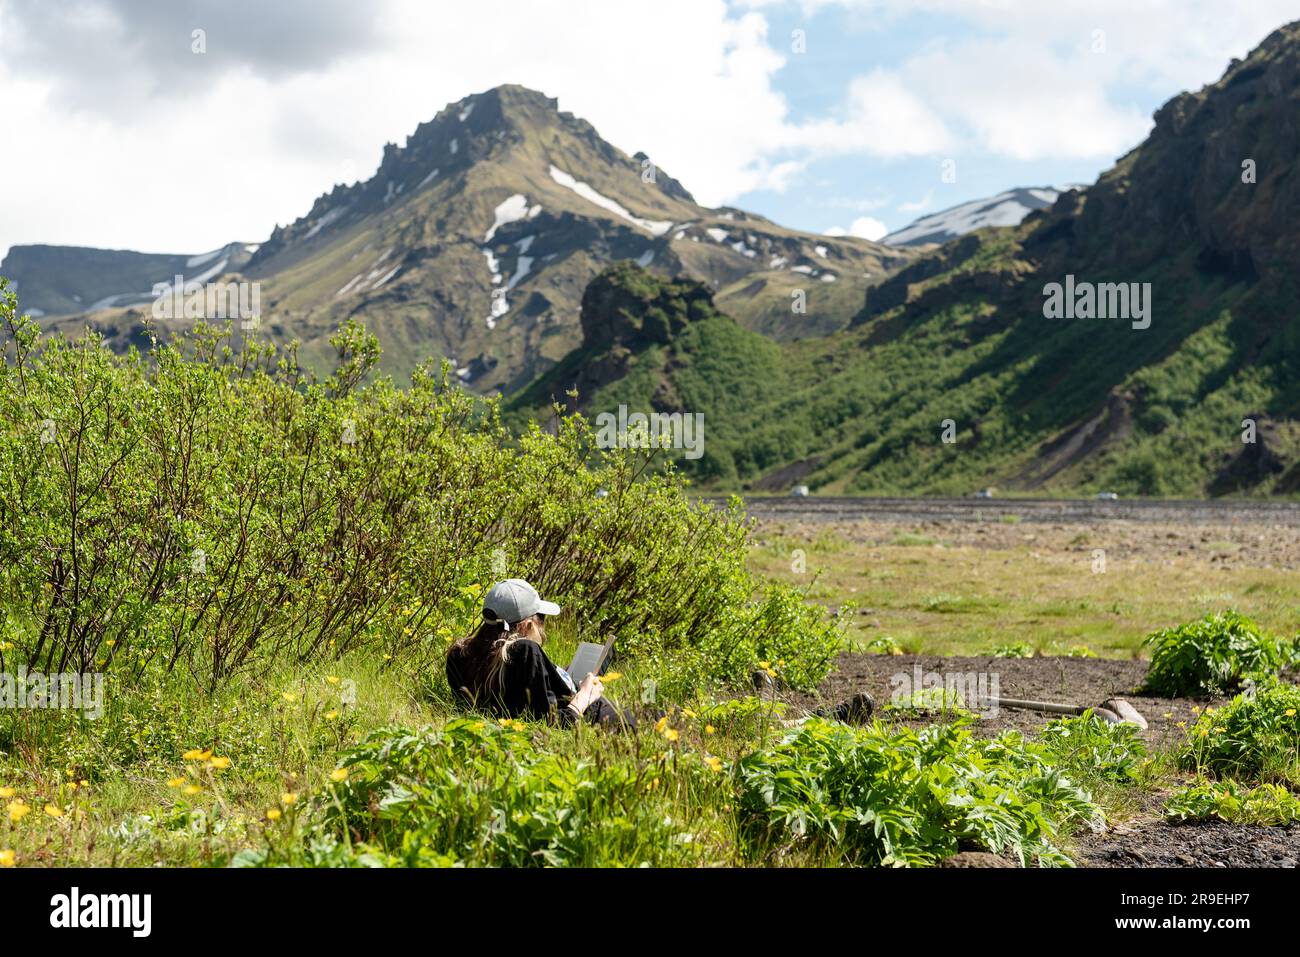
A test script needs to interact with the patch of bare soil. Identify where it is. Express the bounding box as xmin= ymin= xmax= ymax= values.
xmin=759 ymin=516 xmax=1300 ymax=569
xmin=793 ymin=652 xmax=1202 ymax=742
xmin=788 ymin=653 xmax=1300 ymax=868
xmin=1078 ymin=791 xmax=1300 ymax=868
